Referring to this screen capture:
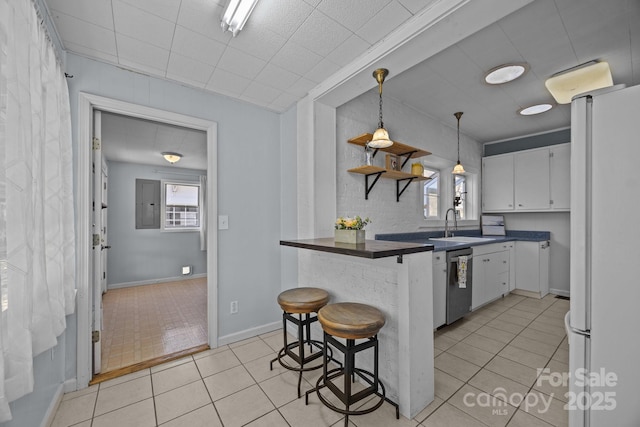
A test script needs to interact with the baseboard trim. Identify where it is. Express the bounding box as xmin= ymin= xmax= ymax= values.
xmin=550 ymin=288 xmax=570 ymax=298
xmin=40 ymin=383 xmax=64 ymax=427
xmin=108 ymin=273 xmax=207 ymax=290
xmin=218 ymin=321 xmax=281 ymax=346
xmin=63 ymin=378 xmax=77 ymax=393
